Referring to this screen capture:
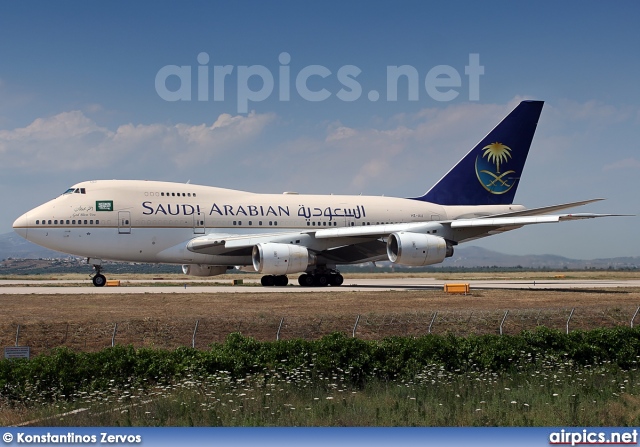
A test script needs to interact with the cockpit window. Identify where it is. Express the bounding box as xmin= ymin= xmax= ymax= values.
xmin=62 ymin=187 xmax=87 ymax=195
